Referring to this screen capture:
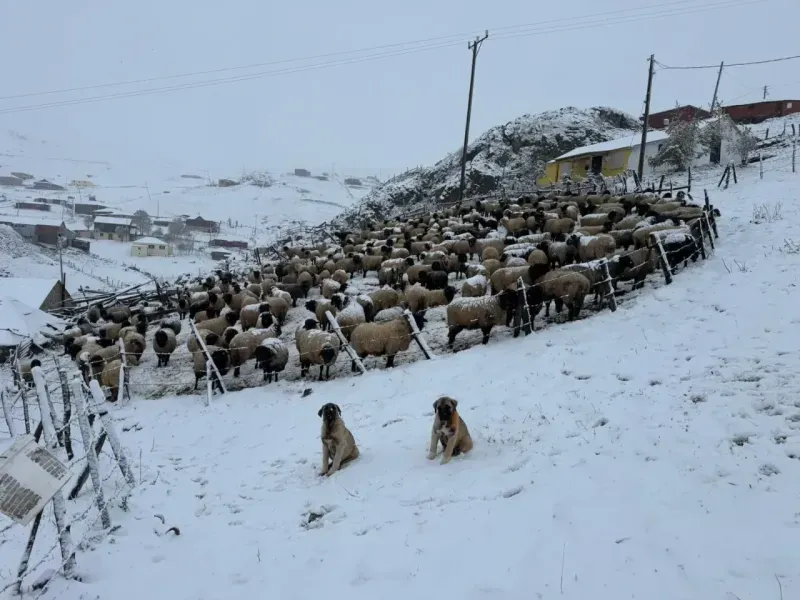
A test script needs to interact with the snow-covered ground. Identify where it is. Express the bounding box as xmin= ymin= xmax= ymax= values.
xmin=2 ymin=155 xmax=799 ymax=599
